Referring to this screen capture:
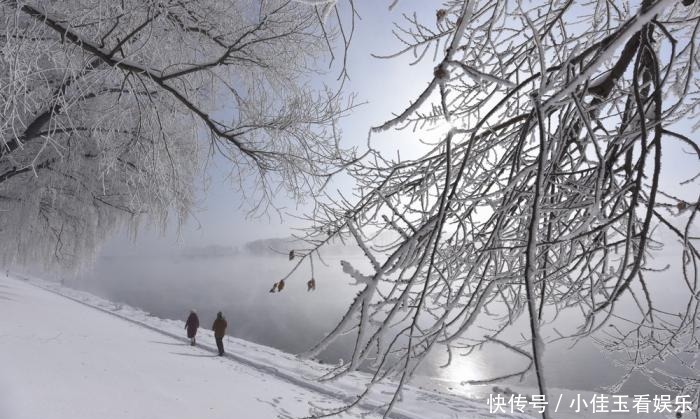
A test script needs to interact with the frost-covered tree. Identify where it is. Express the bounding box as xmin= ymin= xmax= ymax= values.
xmin=282 ymin=0 xmax=700 ymax=417
xmin=0 ymin=0 xmax=353 ymax=269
